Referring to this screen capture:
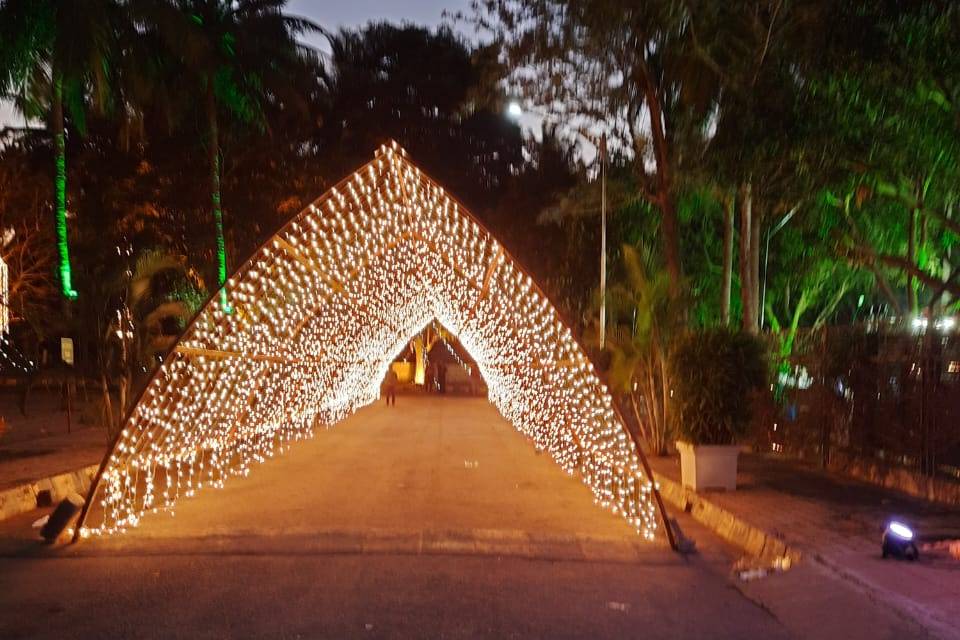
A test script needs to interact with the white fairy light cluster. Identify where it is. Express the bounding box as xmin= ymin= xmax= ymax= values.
xmin=79 ymin=142 xmax=659 ymax=541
